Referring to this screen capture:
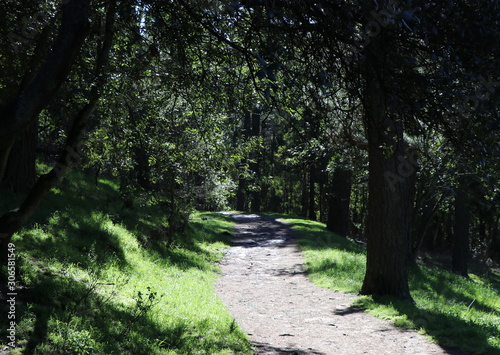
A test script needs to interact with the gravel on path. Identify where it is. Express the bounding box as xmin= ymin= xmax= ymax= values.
xmin=216 ymin=213 xmax=464 ymax=355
